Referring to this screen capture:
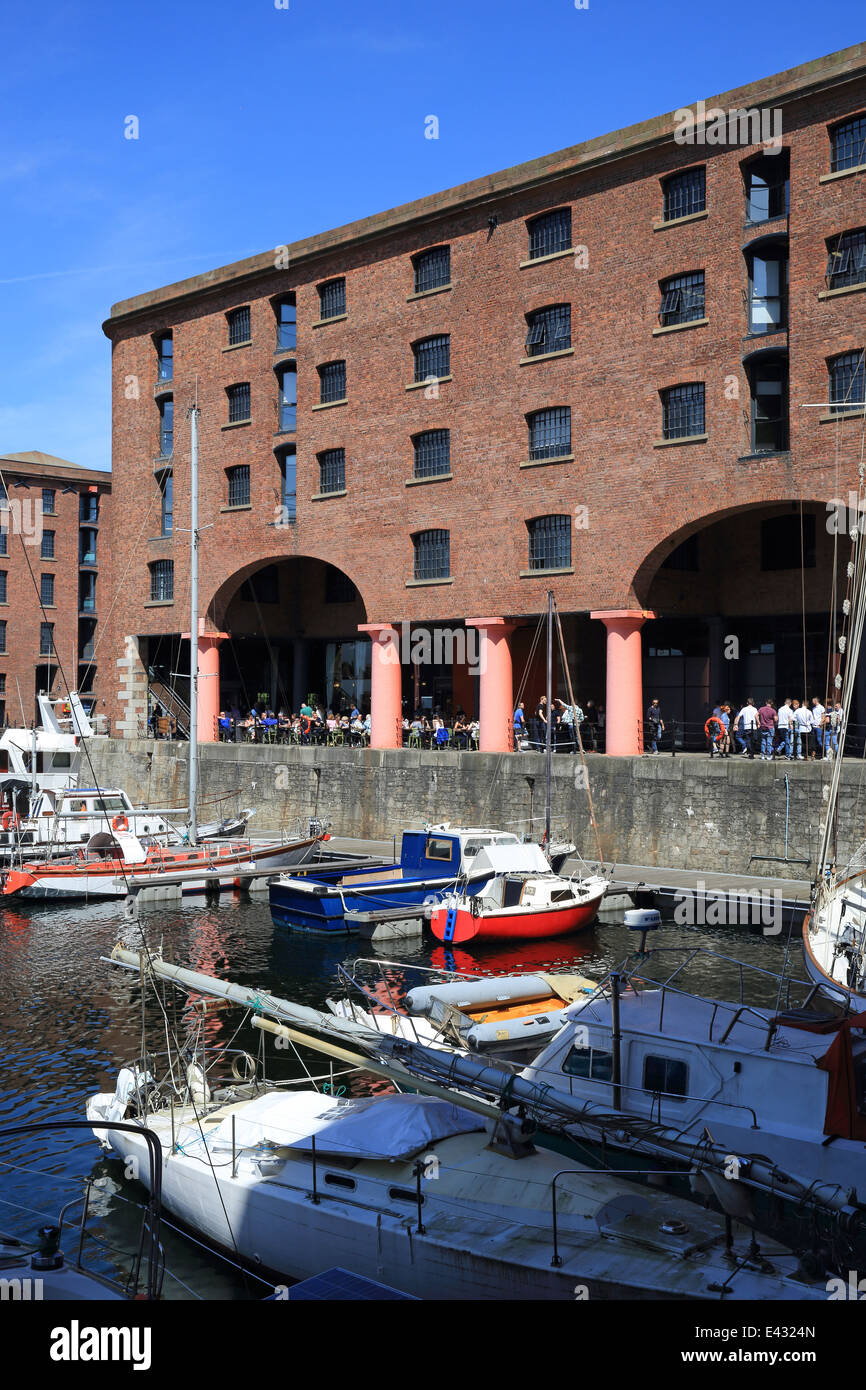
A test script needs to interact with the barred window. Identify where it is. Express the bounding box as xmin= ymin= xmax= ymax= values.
xmin=41 ymin=530 xmax=55 ymax=560
xmin=40 ymin=573 xmax=54 ymax=606
xmin=275 ymin=298 xmax=296 ymax=350
xmin=41 ymin=489 xmax=55 ymax=515
xmin=662 ymin=383 xmax=705 ymax=439
xmin=150 ymin=560 xmax=174 ymax=602
xmin=525 ymin=304 xmax=571 ymax=356
xmin=528 ymin=406 xmax=571 ymax=460
xmin=413 ymin=335 xmax=450 ymax=382
xmin=827 ymin=229 xmax=866 ymax=291
xmin=278 ymin=364 xmax=297 ymax=431
xmin=318 ymin=448 xmax=346 ymax=494
xmin=158 ymin=396 xmax=173 ymax=456
xmin=663 ymin=168 xmax=706 ymax=221
xmin=318 ymin=279 xmax=346 ymax=320
xmin=413 ymin=529 xmax=450 ymax=581
xmin=413 ymin=246 xmax=450 ymax=294
xmin=659 ymin=271 xmax=705 ymax=326
xmin=227 ymin=383 xmax=251 ymax=423
xmin=227 ymin=465 xmax=250 ymax=507
xmin=319 ymin=360 xmax=346 ymax=404
xmin=0 ymin=572 xmax=6 ymax=603
xmin=40 ymin=622 xmax=54 ymax=657
xmin=0 ymin=529 xmax=7 ymax=557
xmin=829 ymin=352 xmax=866 ymax=415
xmin=0 ymin=622 xmax=6 ymax=653
xmin=831 ymin=116 xmax=866 ymax=173
xmin=527 ymin=209 xmax=571 ymax=260
xmin=156 ymin=331 xmax=173 ymax=381
xmin=413 ymin=429 xmax=451 ymax=479
xmin=227 ymin=306 xmax=251 ymax=345
xmin=528 ymin=515 xmax=571 ymax=571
